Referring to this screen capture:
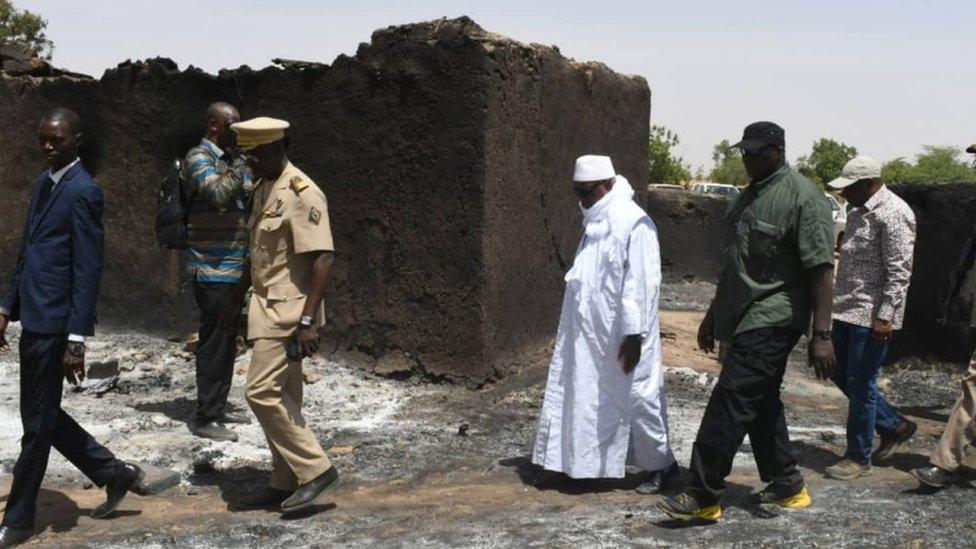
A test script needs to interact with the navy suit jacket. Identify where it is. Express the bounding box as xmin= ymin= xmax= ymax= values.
xmin=2 ymin=162 xmax=104 ymax=336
